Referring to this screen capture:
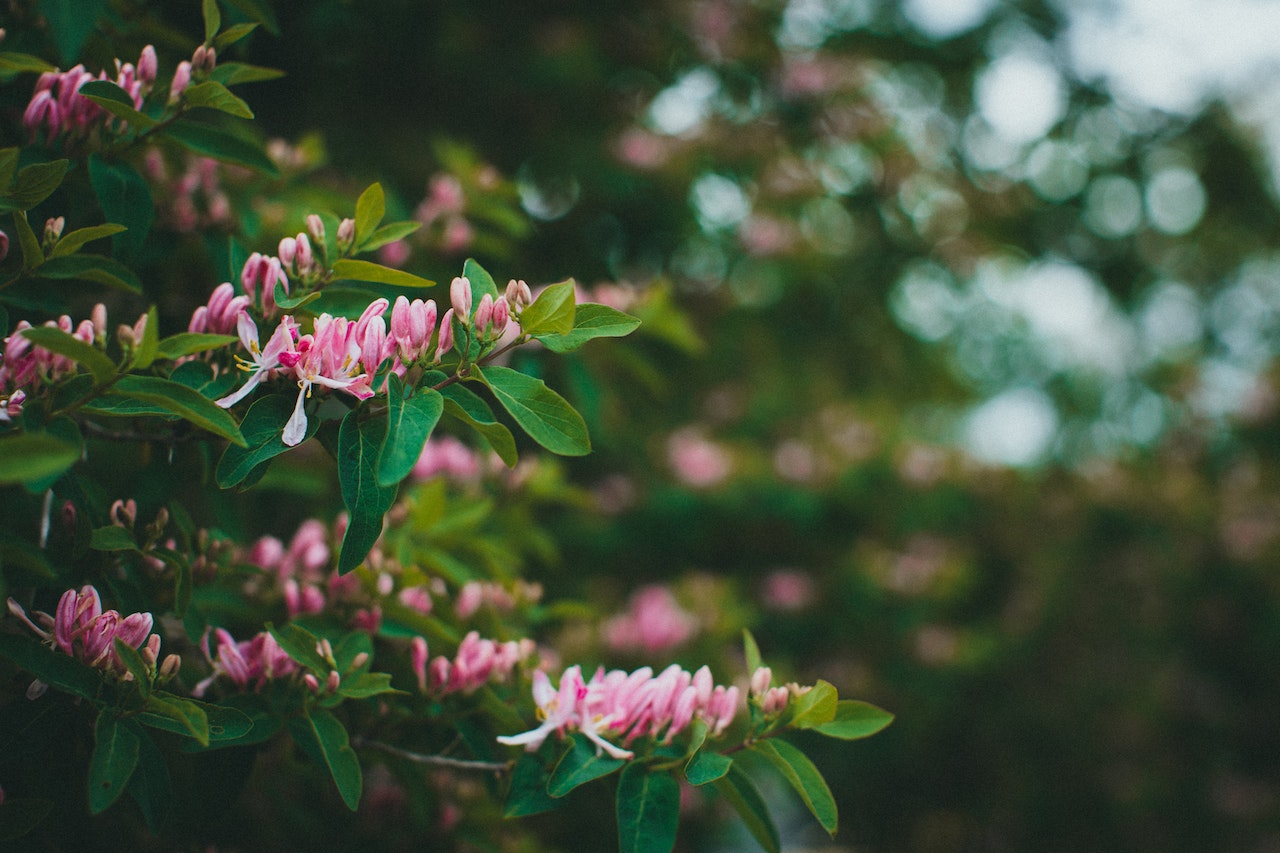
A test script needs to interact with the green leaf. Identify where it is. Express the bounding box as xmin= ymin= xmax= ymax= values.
xmin=751 ymin=739 xmax=838 ymax=836
xmin=0 ymin=51 xmax=57 ymax=76
xmin=182 ymin=80 xmax=254 ymax=119
xmin=354 ymin=183 xmax=386 ymax=248
xmin=11 ymin=211 xmax=41 ymax=268
xmin=213 ymin=23 xmax=259 ymax=51
xmin=89 ymin=709 xmax=140 ymax=814
xmin=742 ymin=629 xmax=763 ymax=677
xmin=287 ymin=708 xmax=362 ymax=811
xmin=216 ymin=394 xmax=317 ymax=488
xmin=0 ymin=148 xmax=18 ymax=186
xmin=89 ymin=525 xmax=137 ymax=552
xmin=202 ymin=0 xmax=221 ymax=43
xmin=518 ymin=279 xmax=576 ymax=336
xmin=685 ymin=750 xmax=732 ymax=786
xmin=208 ymin=61 xmax=284 ymax=86
xmin=49 ymin=222 xmax=128 ymax=258
xmin=16 ymin=326 xmax=115 ymax=382
xmin=714 ymin=764 xmax=780 ymax=853
xmin=331 ymin=258 xmax=434 ymax=289
xmin=88 ymin=155 xmax=153 ymax=261
xmin=222 ymin=0 xmax=280 ymax=34
xmin=539 ymin=304 xmax=642 ymax=353
xmin=617 ymin=764 xmax=680 ymax=853
xmin=812 ymin=700 xmax=895 ymax=740
xmin=267 ymin=622 xmax=328 ymax=673
xmin=378 ymin=379 xmax=443 ymax=487
xmin=35 ymin=254 xmax=143 ymax=293
xmin=336 ymin=672 xmax=401 ymax=699
xmin=272 ymin=279 xmax=322 ymax=311
xmin=125 ymin=724 xmax=171 ymax=833
xmin=111 ymin=374 xmax=246 ymax=444
xmin=462 ymin=257 xmax=500 ymax=303
xmin=0 ymin=797 xmax=54 ymax=841
xmin=547 ymin=733 xmax=627 ymax=797
xmin=138 ymin=693 xmax=211 ymax=745
xmin=786 ymin=679 xmax=838 ymax=730
xmin=77 ymin=81 xmax=156 ymax=131
xmin=164 ymin=119 xmax=279 ymax=175
xmin=132 ymin=305 xmax=160 ymax=370
xmin=156 ymin=332 xmax=237 ymax=360
xmin=336 ymin=405 xmax=400 ymax=574
xmin=0 ymin=433 xmax=80 ymax=485
xmin=503 ymin=753 xmax=561 ymax=817
xmin=477 ymin=365 xmax=590 ymax=456
xmin=0 ymin=633 xmax=100 ymax=701
xmin=112 ymin=637 xmax=151 ymax=698
xmin=360 ymin=220 xmax=421 ymax=252
xmin=439 ymin=382 xmax=518 ymax=466
xmin=0 ymin=159 xmax=69 ymax=213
